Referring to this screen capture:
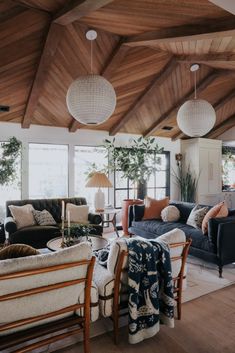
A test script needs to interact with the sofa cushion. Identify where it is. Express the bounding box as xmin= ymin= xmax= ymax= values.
xmin=33 ymin=209 xmax=57 ymax=226
xmin=9 ymin=204 xmax=36 ymax=230
xmin=9 ymin=225 xmax=60 ymax=249
xmin=66 ymin=203 xmax=89 ymax=223
xmin=143 ymin=197 xmax=169 ymax=220
xmin=170 ymin=202 xmax=195 ymax=223
xmin=161 ymin=205 xmax=180 ymax=222
xmin=202 ymin=202 xmax=228 ymax=234
xmin=186 ymin=205 xmax=209 ymax=229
